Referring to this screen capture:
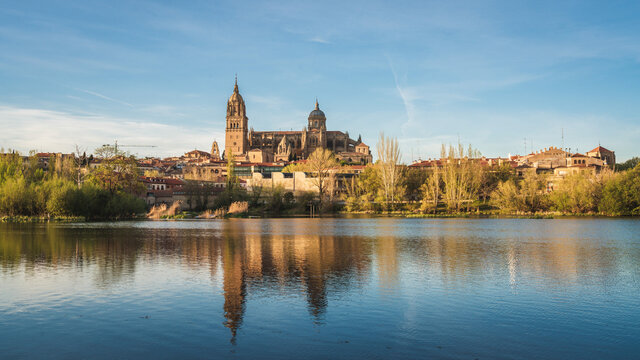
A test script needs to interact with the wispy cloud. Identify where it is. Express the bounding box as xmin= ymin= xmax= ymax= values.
xmin=386 ymin=56 xmax=418 ymax=135
xmin=308 ymin=36 xmax=331 ymax=44
xmin=76 ymin=88 xmax=134 ymax=108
